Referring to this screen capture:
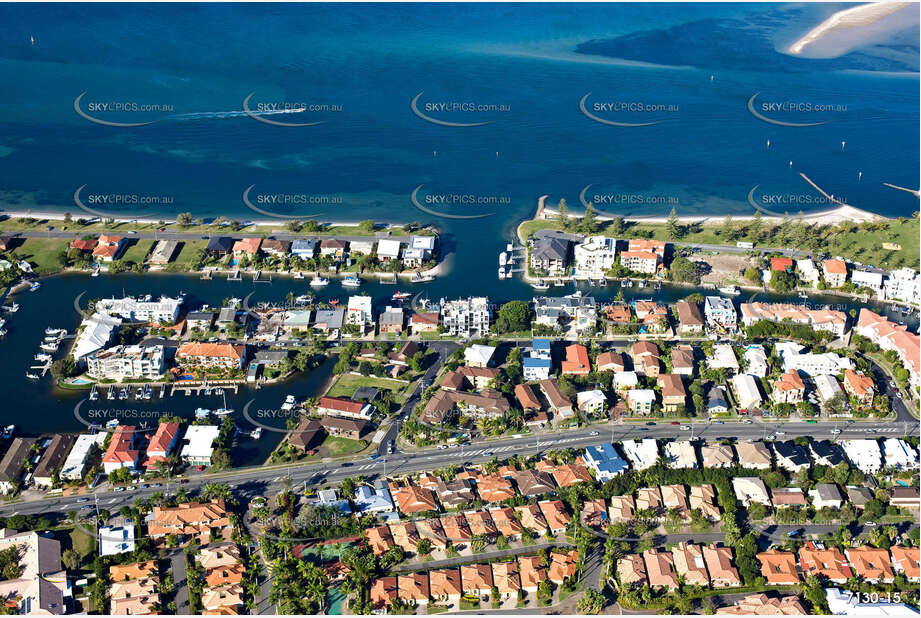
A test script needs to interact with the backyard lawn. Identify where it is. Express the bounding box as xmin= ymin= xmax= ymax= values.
xmin=326 ymin=372 xmax=413 ymax=403
xmin=319 ymin=435 xmax=367 ymax=457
